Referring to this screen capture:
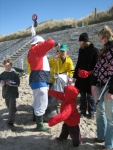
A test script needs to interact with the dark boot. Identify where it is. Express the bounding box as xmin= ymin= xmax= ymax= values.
xmin=33 ymin=109 xmax=36 ymax=122
xmin=36 ymin=115 xmax=50 ymax=132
